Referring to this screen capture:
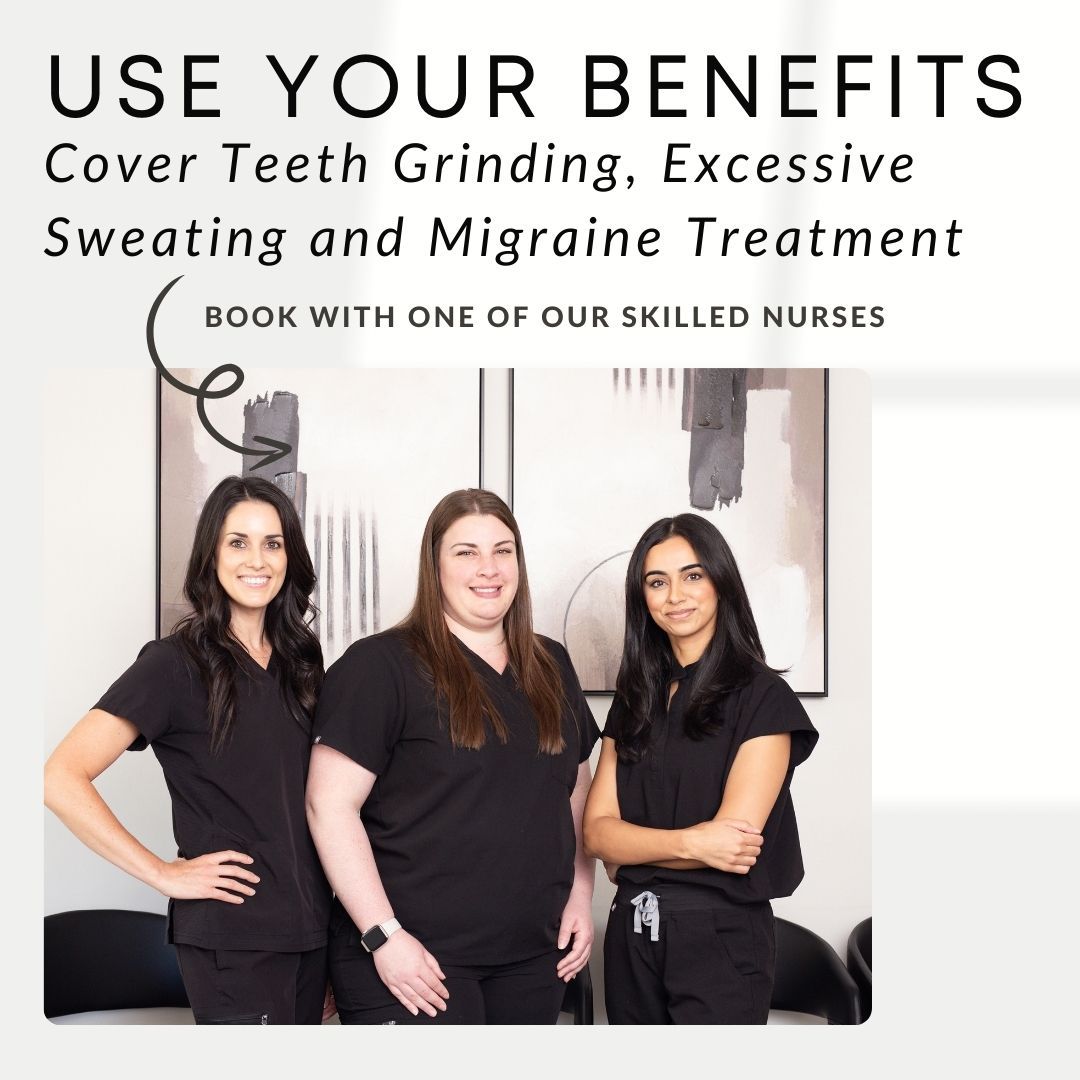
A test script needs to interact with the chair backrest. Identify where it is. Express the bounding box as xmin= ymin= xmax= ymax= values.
xmin=771 ymin=917 xmax=862 ymax=1024
xmin=44 ymin=909 xmax=189 ymax=1019
xmin=846 ymin=917 xmax=872 ymax=1021
xmin=559 ymin=962 xmax=594 ymax=1024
